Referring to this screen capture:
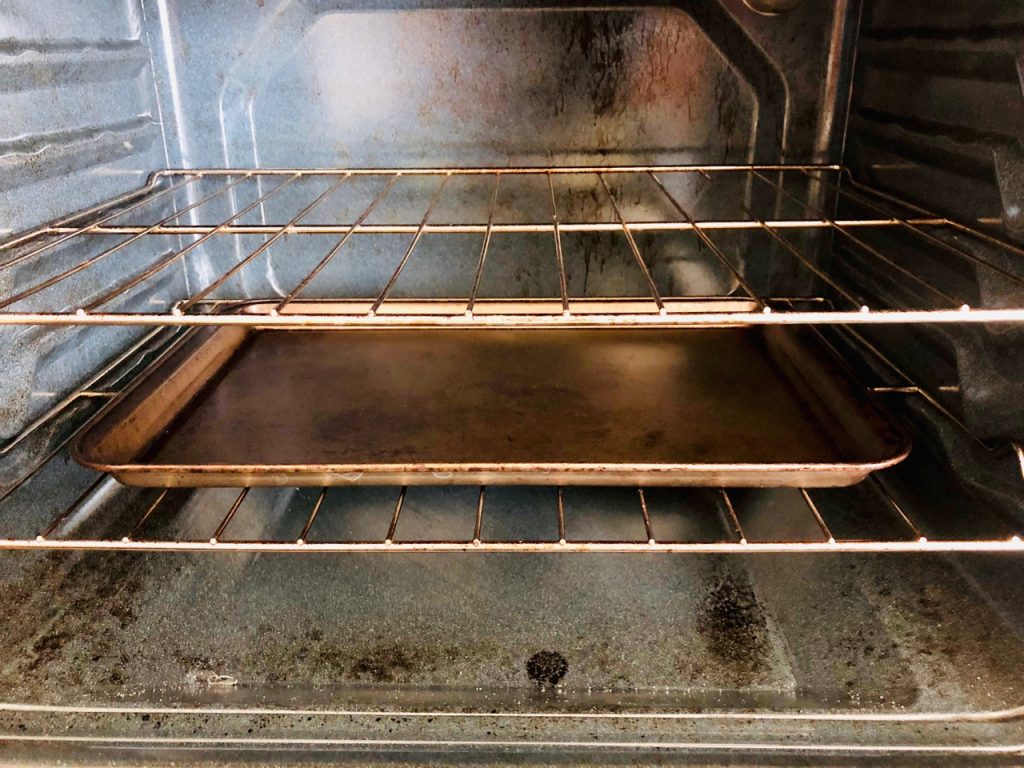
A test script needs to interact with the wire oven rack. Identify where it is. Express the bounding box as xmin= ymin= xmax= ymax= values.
xmin=8 ymin=477 xmax=1024 ymax=554
xmin=0 ymin=323 xmax=1020 ymax=555
xmin=1 ymin=164 xmax=1023 ymax=327
xmin=1 ymin=164 xmax=1023 ymax=554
